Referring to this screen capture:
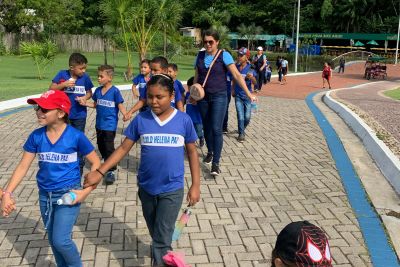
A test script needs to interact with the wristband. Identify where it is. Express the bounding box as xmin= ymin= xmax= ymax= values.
xmin=96 ymin=169 xmax=105 ymax=177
